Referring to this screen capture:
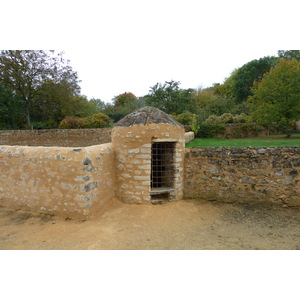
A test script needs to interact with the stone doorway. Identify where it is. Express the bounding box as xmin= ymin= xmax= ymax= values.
xmin=150 ymin=142 xmax=176 ymax=203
